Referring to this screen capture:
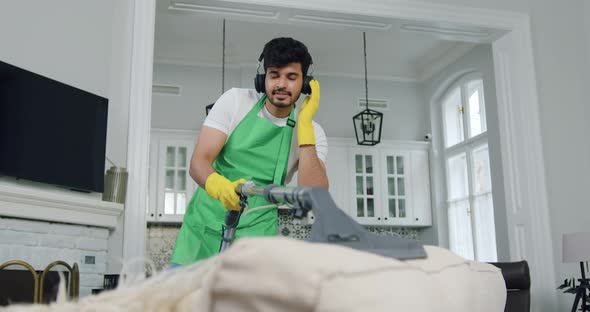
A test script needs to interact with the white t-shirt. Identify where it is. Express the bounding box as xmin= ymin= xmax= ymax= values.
xmin=204 ymin=88 xmax=328 ymax=184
